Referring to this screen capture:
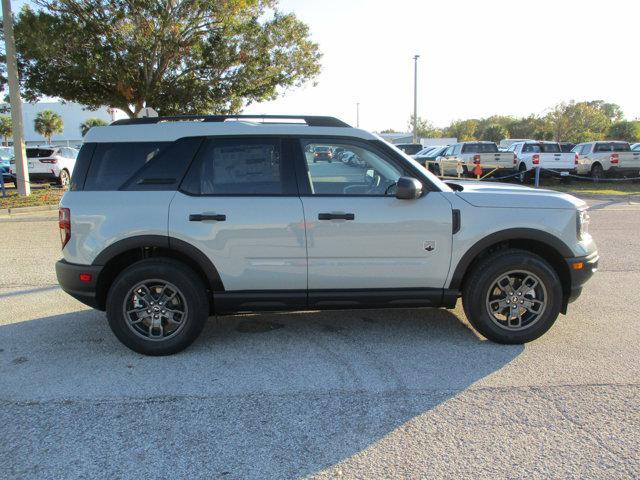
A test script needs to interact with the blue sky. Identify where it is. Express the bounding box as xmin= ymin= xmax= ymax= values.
xmin=244 ymin=0 xmax=640 ymax=131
